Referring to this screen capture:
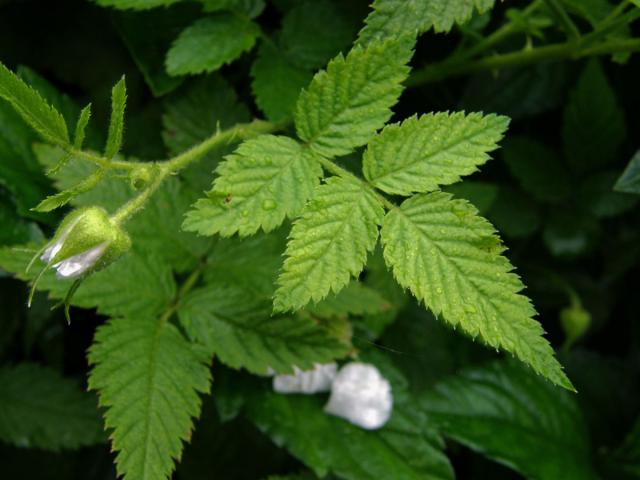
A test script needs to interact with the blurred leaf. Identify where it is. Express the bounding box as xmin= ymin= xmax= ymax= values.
xmin=166 ymin=14 xmax=260 ymax=76
xmin=579 ymin=171 xmax=638 ymax=218
xmin=200 ymin=0 xmax=265 ymax=17
xmin=422 ymin=360 xmax=597 ymax=480
xmin=308 ymin=281 xmax=391 ymax=318
xmin=486 ymin=187 xmax=541 ymax=238
xmin=94 ymin=0 xmax=183 ymax=10
xmin=604 ymin=417 xmax=640 ymax=479
xmin=0 ymin=363 xmax=104 ymax=450
xmin=615 ymin=149 xmax=640 ymax=194
xmin=563 ymin=60 xmax=626 ymax=173
xmin=443 ymin=181 xmax=498 ymax=214
xmin=543 ymin=210 xmax=601 ymax=258
xmin=502 ymin=136 xmax=571 ymax=204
